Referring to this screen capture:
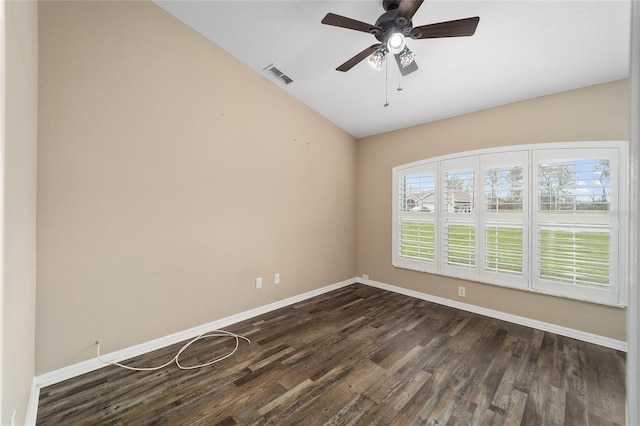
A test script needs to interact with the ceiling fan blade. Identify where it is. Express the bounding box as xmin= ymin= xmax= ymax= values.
xmin=336 ymin=45 xmax=382 ymax=72
xmin=394 ymin=53 xmax=419 ymax=76
xmin=395 ymin=0 xmax=424 ymax=22
xmin=322 ymin=13 xmax=379 ymax=34
xmin=413 ymin=16 xmax=480 ymax=39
